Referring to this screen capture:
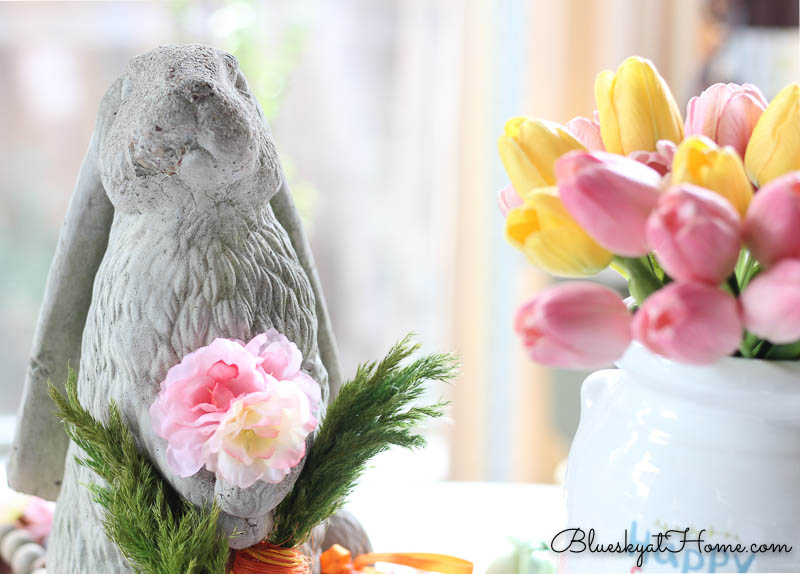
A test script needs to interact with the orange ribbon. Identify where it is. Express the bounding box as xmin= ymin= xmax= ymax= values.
xmin=231 ymin=542 xmax=311 ymax=574
xmin=321 ymin=544 xmax=473 ymax=574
